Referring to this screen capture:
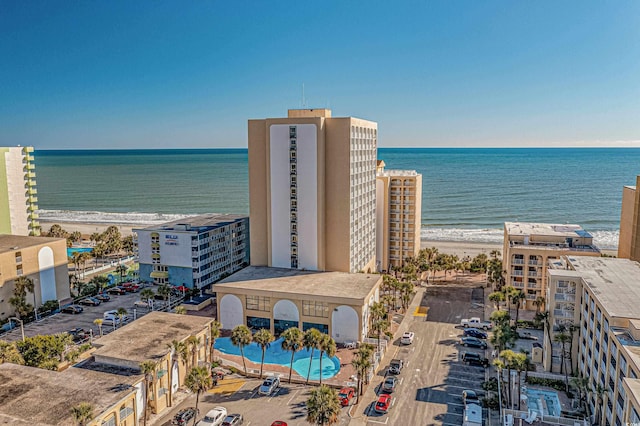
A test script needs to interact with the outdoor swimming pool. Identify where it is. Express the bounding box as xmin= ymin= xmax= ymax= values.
xmin=67 ymin=247 xmax=94 ymax=257
xmin=214 ymin=337 xmax=341 ymax=380
xmin=526 ymin=388 xmax=562 ymax=417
